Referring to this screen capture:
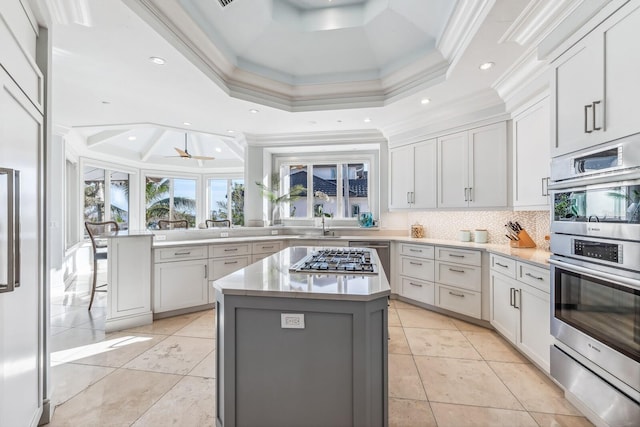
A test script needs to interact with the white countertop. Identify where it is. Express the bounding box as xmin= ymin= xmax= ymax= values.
xmin=213 ymin=246 xmax=391 ymax=301
xmin=97 ymin=229 xmax=154 ymax=238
